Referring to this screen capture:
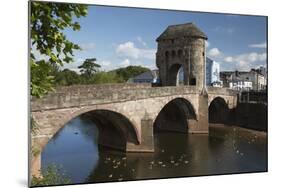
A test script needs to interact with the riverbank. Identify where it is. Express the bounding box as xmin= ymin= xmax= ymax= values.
xmin=210 ymin=123 xmax=267 ymax=137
